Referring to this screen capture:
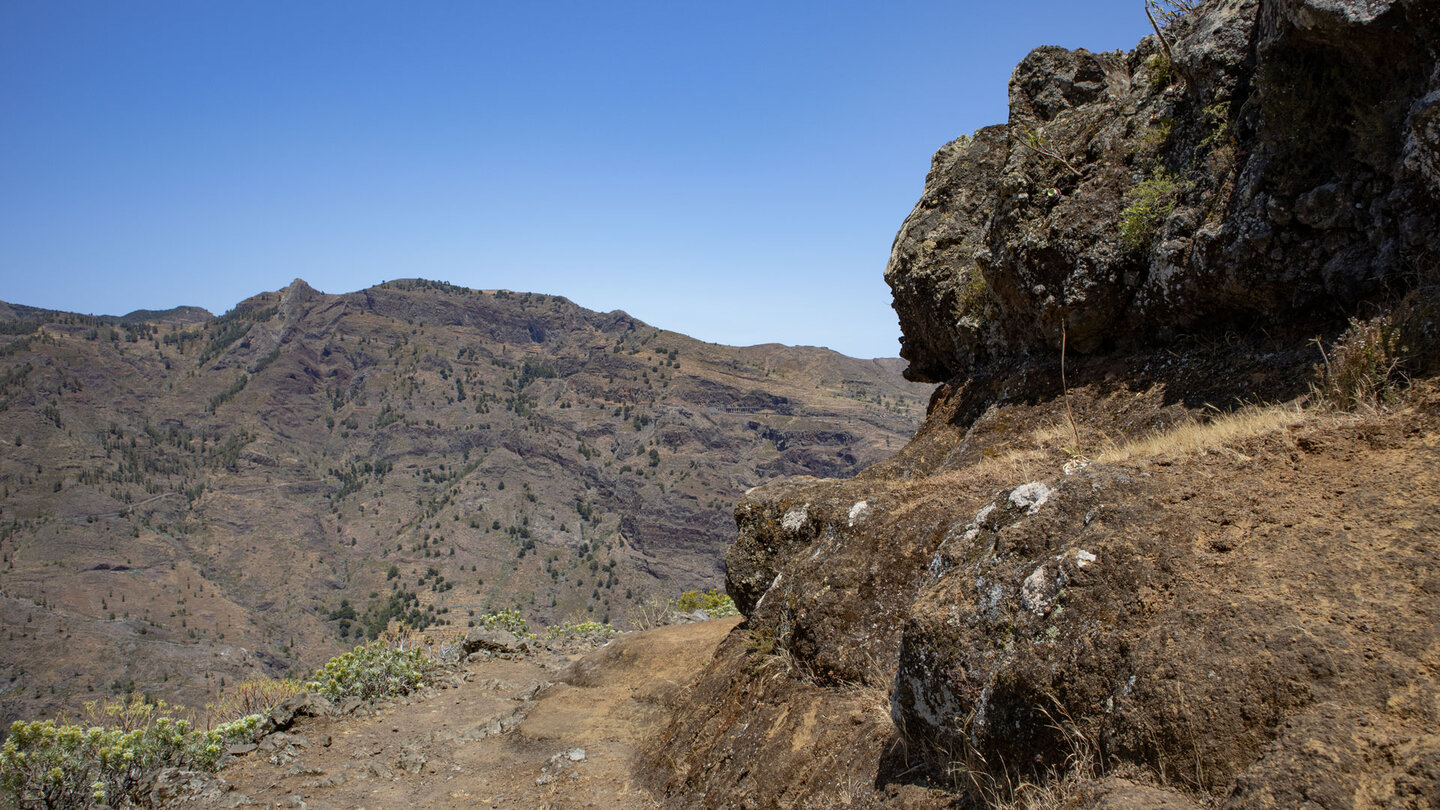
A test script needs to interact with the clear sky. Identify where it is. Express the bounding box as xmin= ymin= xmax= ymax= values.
xmin=0 ymin=2 xmax=1152 ymax=358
